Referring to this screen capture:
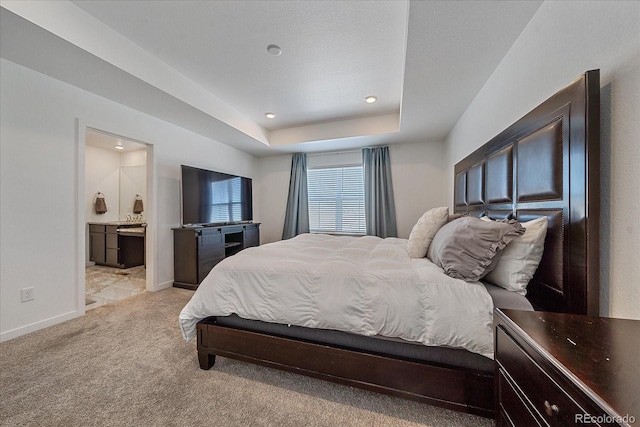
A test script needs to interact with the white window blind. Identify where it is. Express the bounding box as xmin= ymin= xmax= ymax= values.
xmin=307 ymin=165 xmax=366 ymax=234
